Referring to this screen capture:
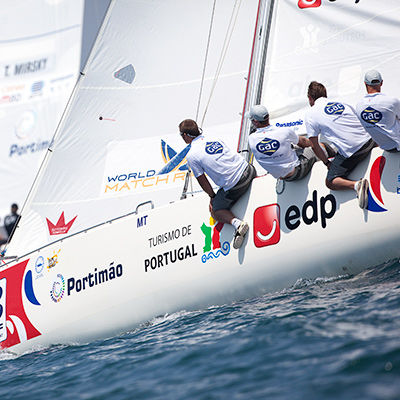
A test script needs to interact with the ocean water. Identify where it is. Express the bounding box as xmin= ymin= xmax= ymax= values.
xmin=1 ymin=259 xmax=399 ymax=400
